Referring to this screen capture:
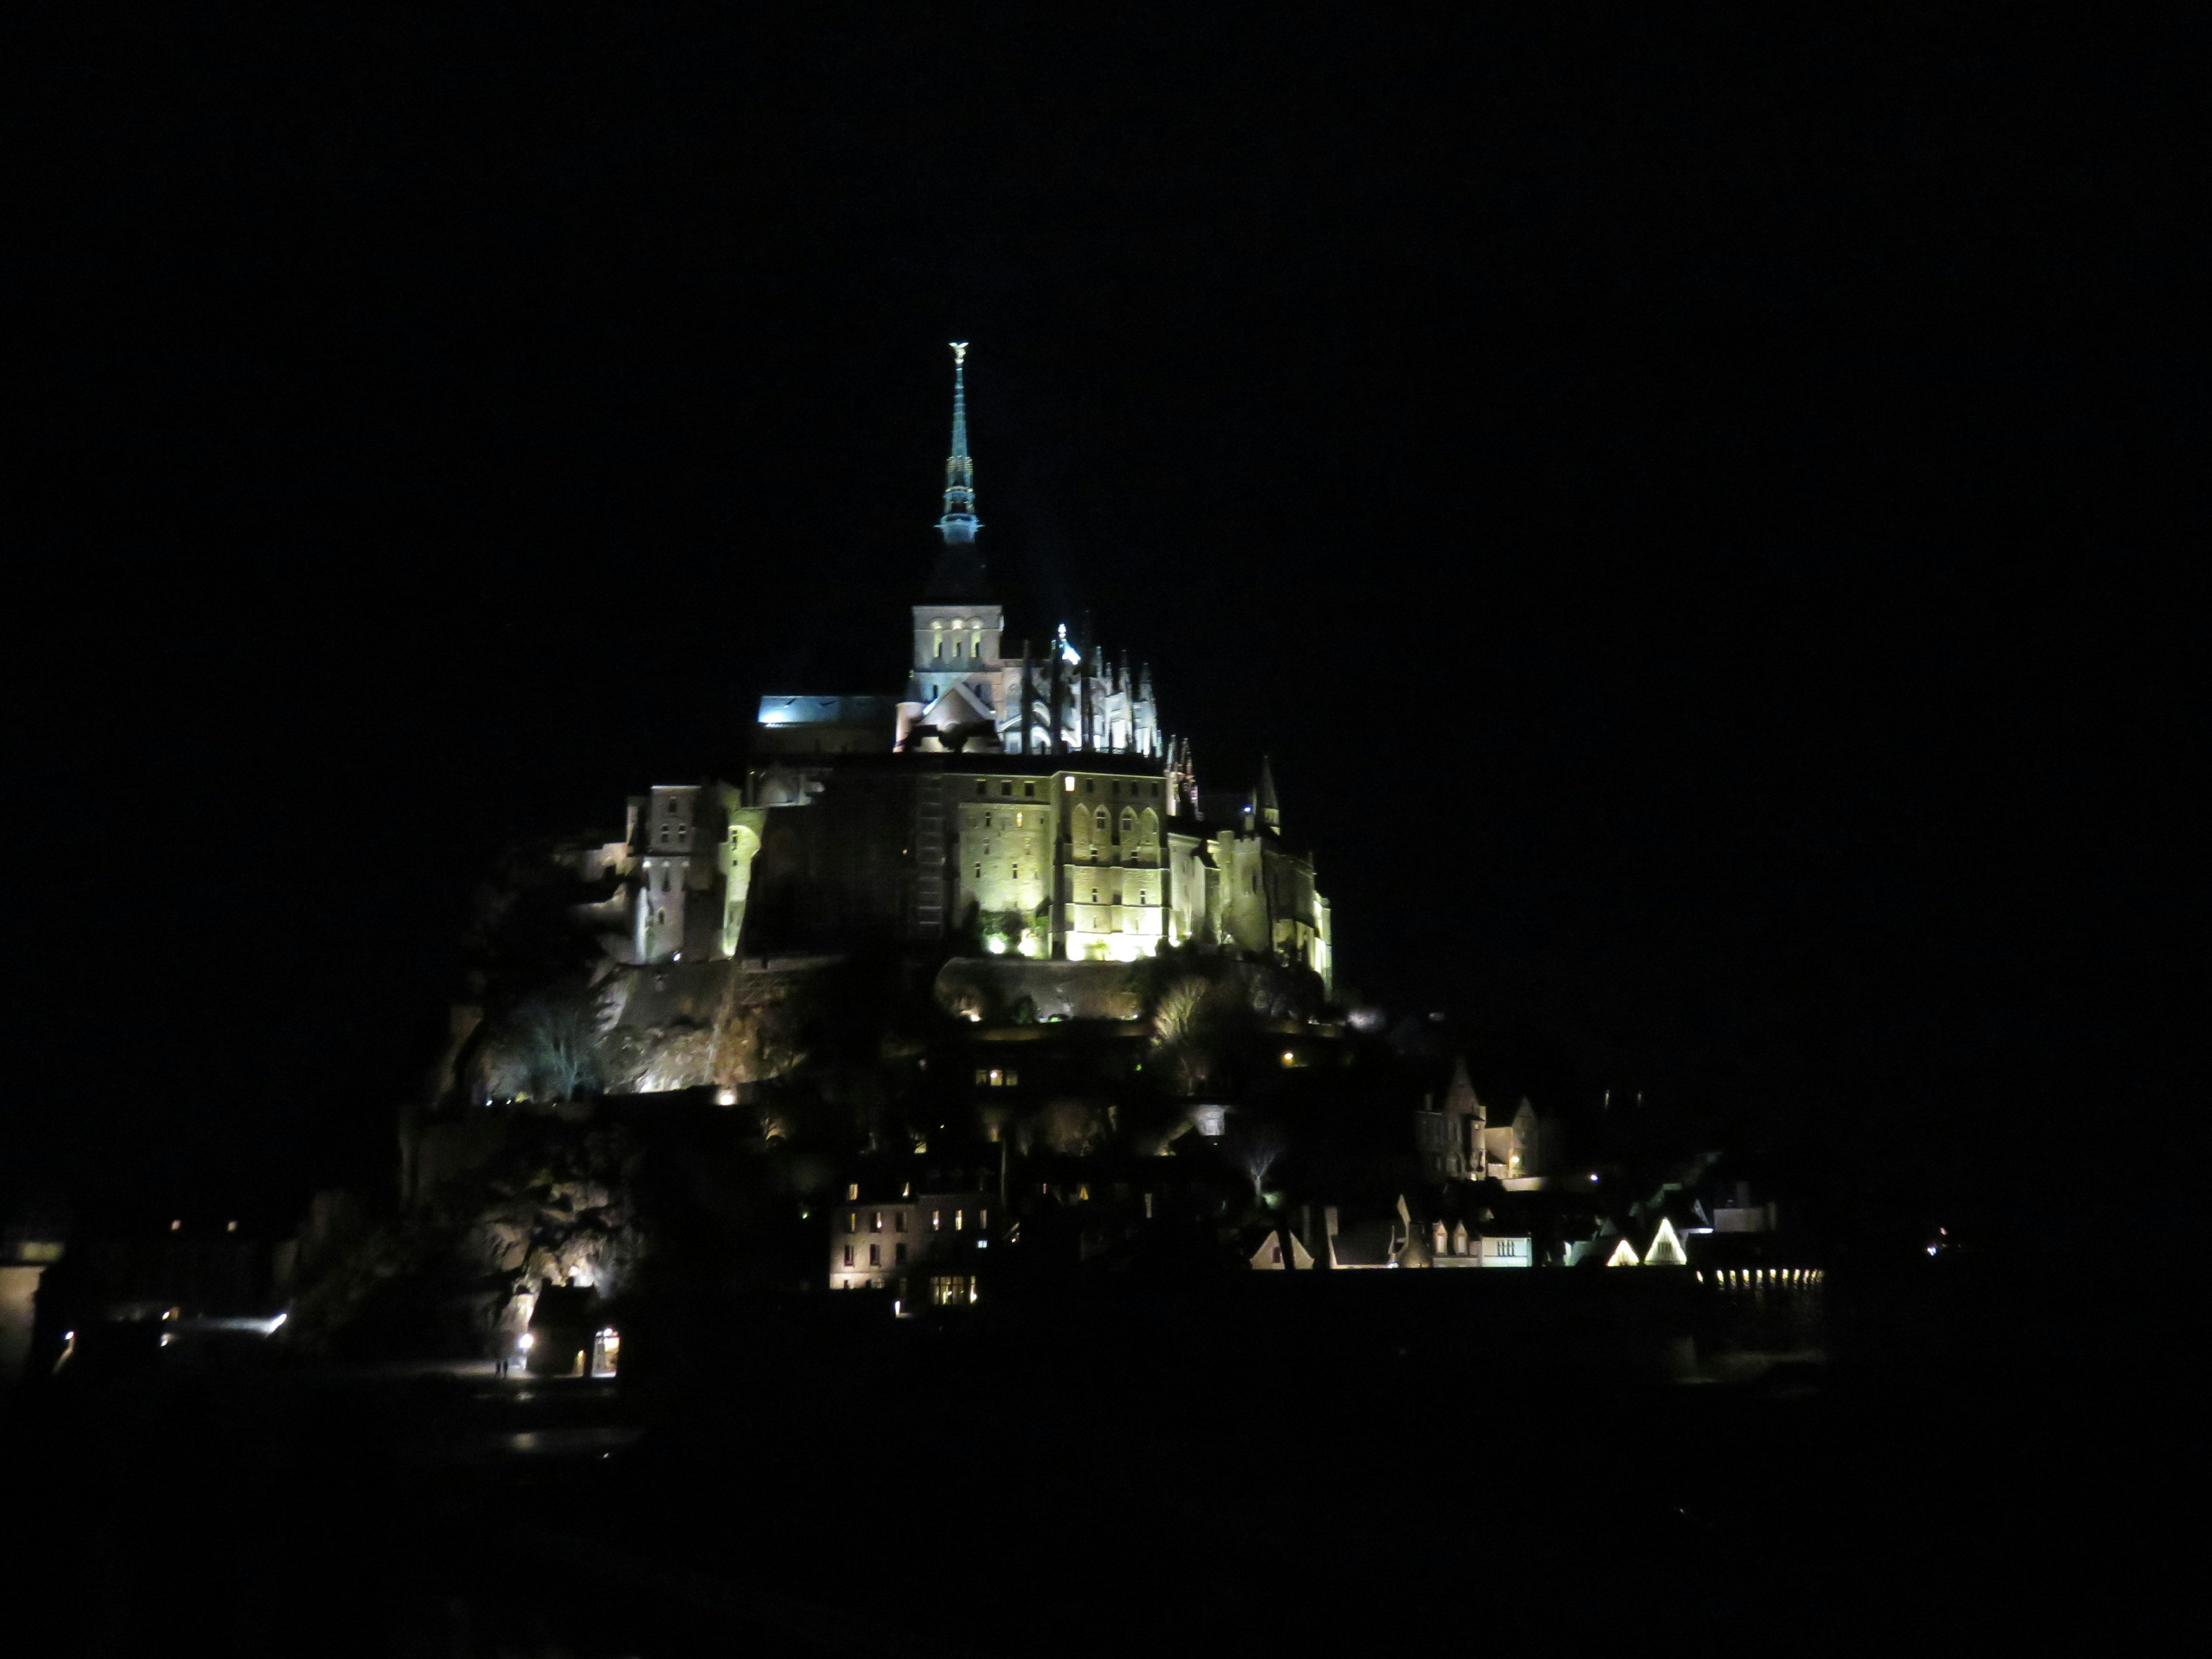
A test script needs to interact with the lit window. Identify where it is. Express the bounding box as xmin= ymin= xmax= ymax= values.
xmin=846 ymin=1211 xmax=858 ymax=1233
xmin=871 ymin=1211 xmax=882 ymax=1232
xmin=980 ymin=1208 xmax=989 ymax=1228
xmin=954 ymin=1209 xmax=964 ymax=1230
xmin=847 ymin=1183 xmax=859 ymax=1200
xmin=932 ymin=1210 xmax=942 ymax=1231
